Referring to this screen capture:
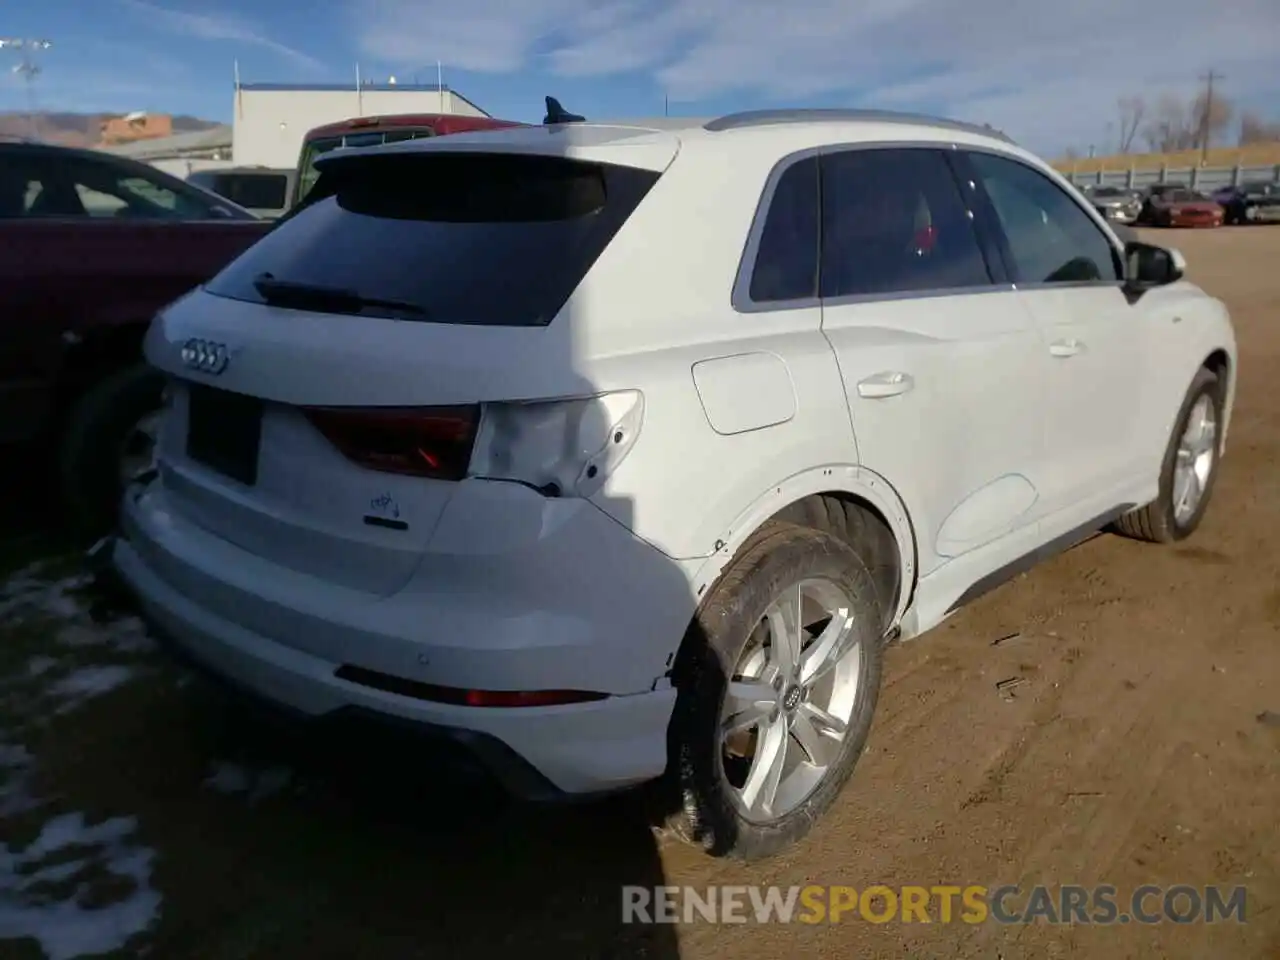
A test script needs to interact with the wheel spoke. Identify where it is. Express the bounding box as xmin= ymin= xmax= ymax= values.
xmin=765 ymin=584 xmax=804 ymax=680
xmin=797 ymin=701 xmax=848 ymax=741
xmin=1177 ymin=468 xmax=1201 ymax=515
xmin=790 ymin=707 xmax=840 ymax=767
xmin=722 ymin=680 xmax=777 ymax=736
xmin=799 ymin=610 xmax=854 ymax=685
xmin=739 ymin=716 xmax=789 ymax=817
